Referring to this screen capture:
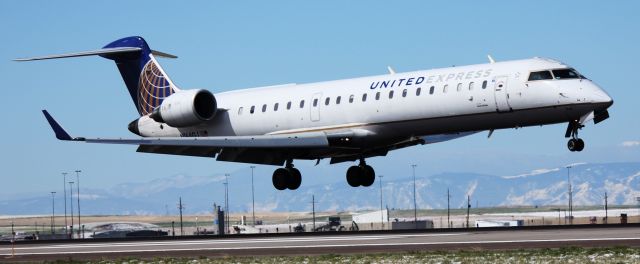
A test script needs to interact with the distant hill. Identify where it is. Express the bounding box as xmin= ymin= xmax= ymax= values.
xmin=1 ymin=162 xmax=639 ymax=215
